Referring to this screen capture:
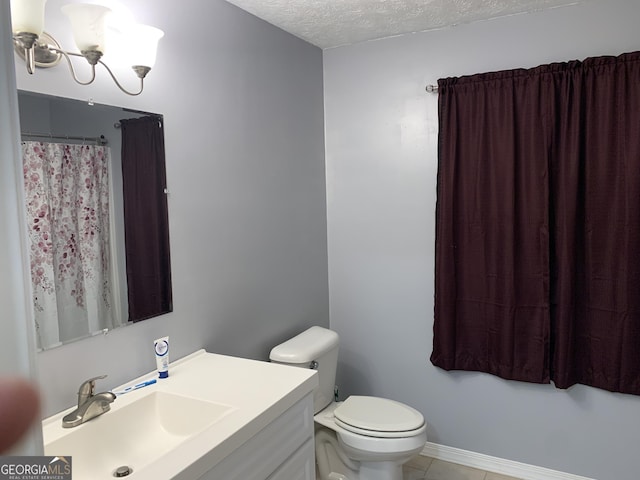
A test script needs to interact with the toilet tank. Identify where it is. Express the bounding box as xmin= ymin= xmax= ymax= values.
xmin=269 ymin=326 xmax=339 ymax=414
